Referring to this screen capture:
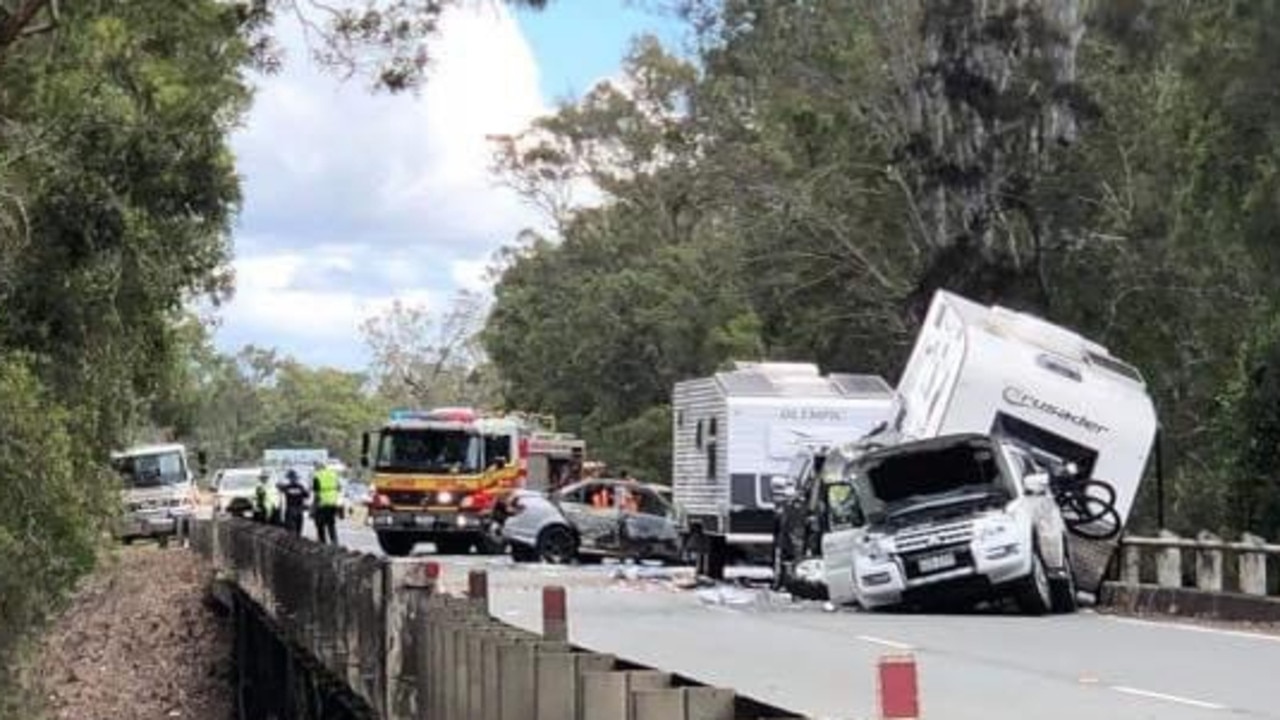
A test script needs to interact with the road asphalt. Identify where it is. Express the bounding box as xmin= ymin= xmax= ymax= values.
xmin=330 ymin=521 xmax=1276 ymax=720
